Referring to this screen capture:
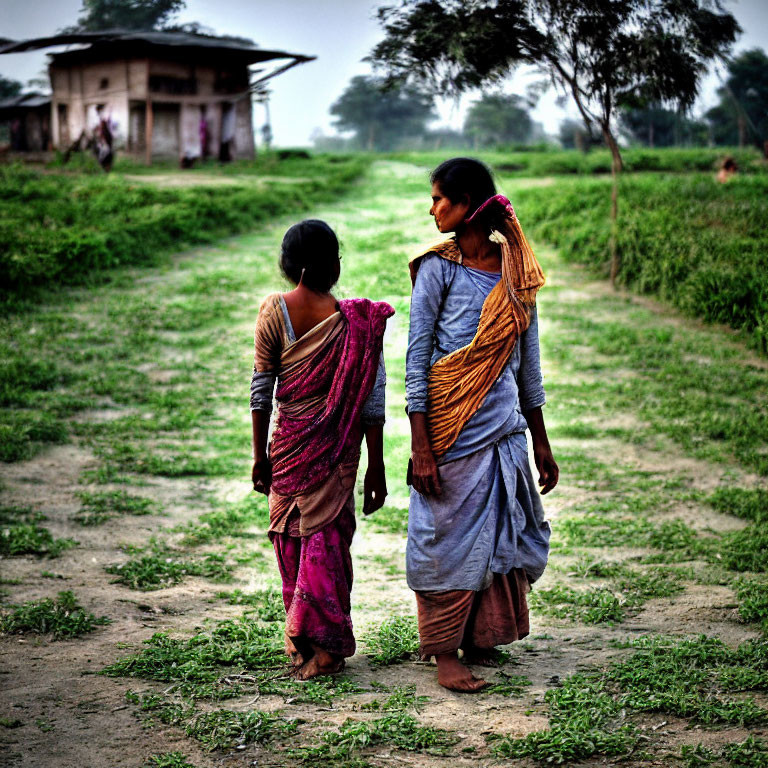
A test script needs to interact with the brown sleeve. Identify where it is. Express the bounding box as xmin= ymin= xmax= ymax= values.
xmin=254 ymin=294 xmax=284 ymax=373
